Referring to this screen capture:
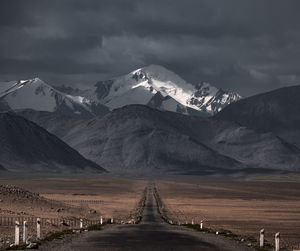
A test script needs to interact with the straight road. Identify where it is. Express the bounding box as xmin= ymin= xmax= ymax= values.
xmin=39 ymin=185 xmax=254 ymax=251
